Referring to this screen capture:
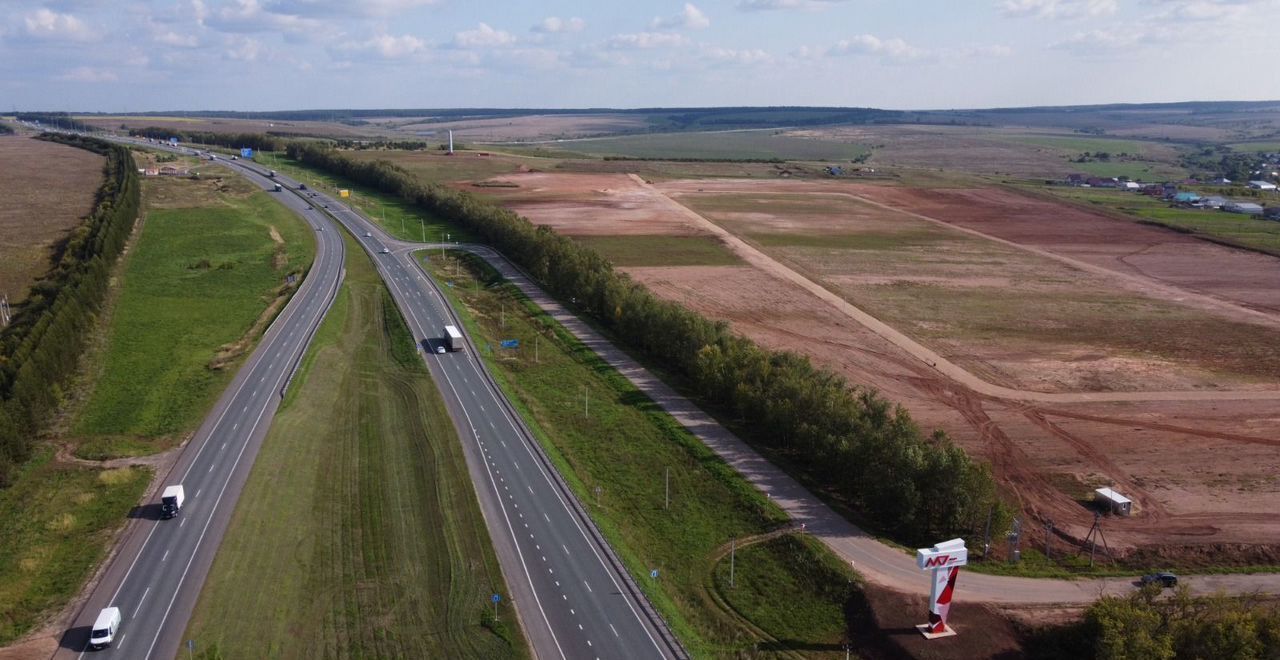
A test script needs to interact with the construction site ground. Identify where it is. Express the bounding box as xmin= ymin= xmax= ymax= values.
xmin=476 ymin=169 xmax=1280 ymax=560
